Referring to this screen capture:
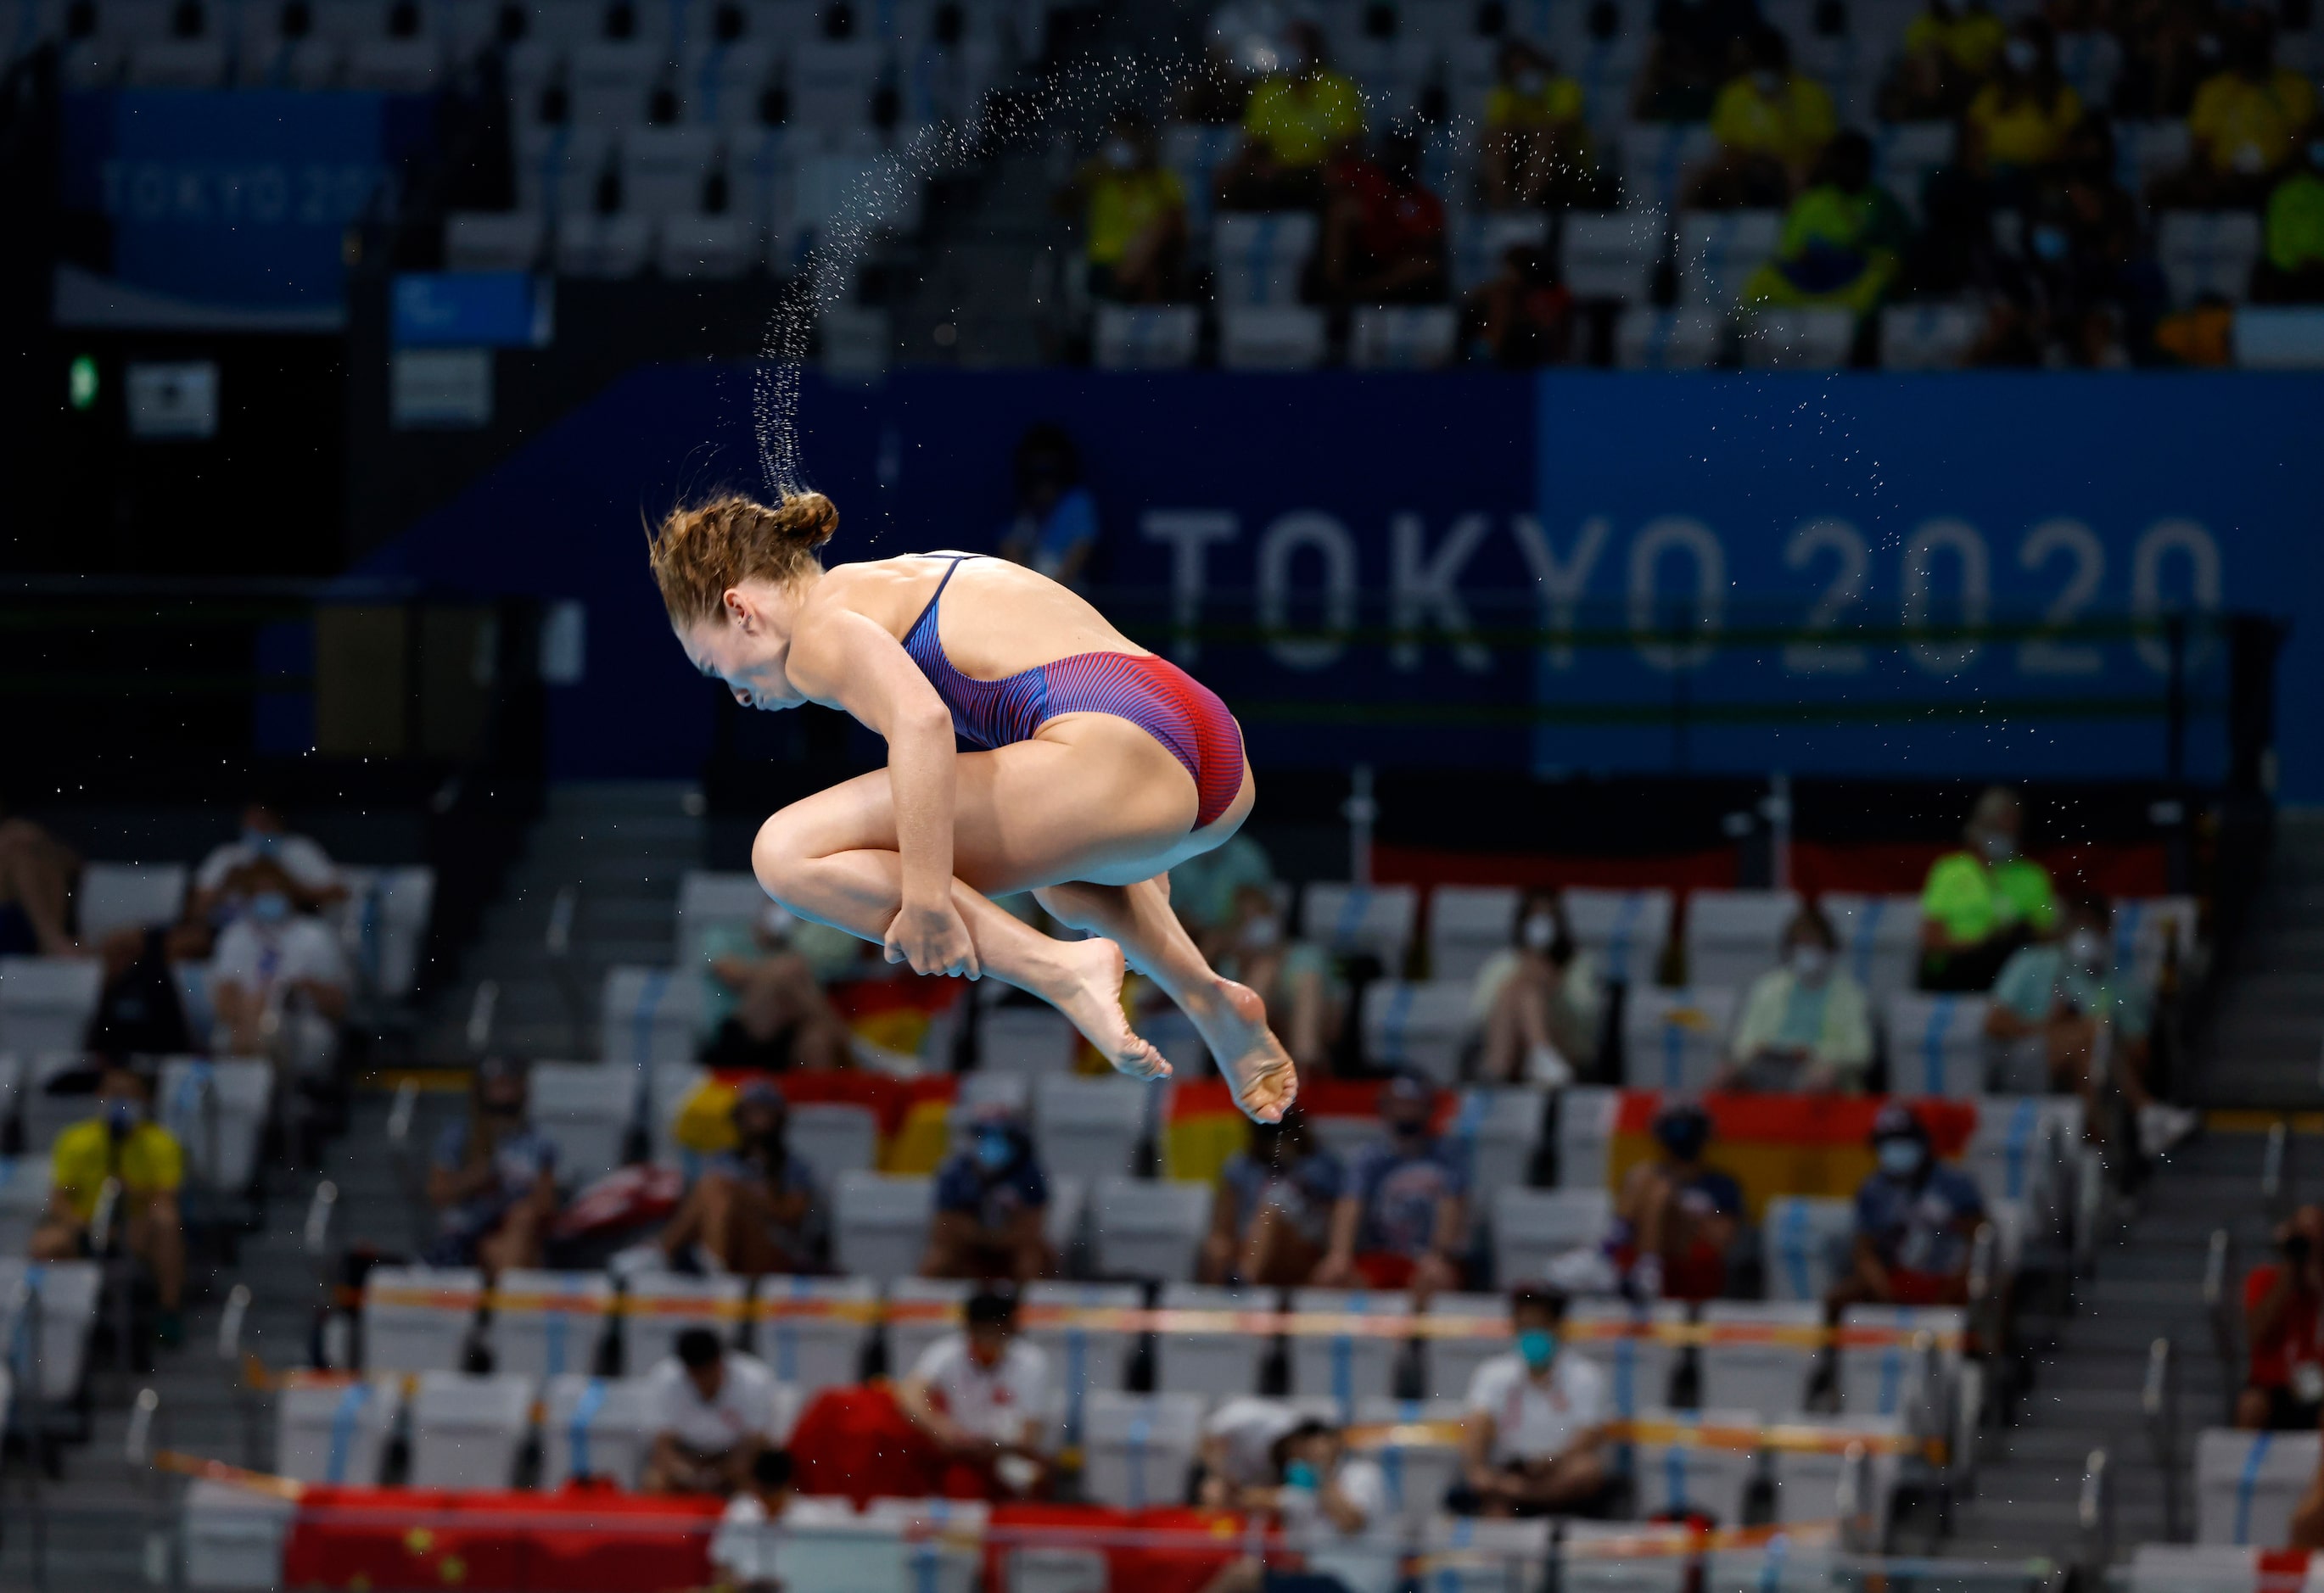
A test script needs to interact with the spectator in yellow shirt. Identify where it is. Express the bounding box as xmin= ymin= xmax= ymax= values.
xmin=1072 ymin=112 xmax=1188 ymax=302
xmin=1688 ymin=28 xmax=1837 ymax=207
xmin=1883 ymin=0 xmax=2007 ymax=120
xmin=2153 ymin=16 xmax=2316 ymax=209
xmin=1963 ymin=21 xmax=2083 ymax=182
xmin=31 ymin=1061 xmax=187 ymax=1344
xmin=2254 ymin=134 xmax=2324 ymax=304
xmin=1479 ymin=41 xmax=1598 ymax=209
xmin=1918 ymin=785 xmax=2058 ymax=992
xmin=1218 ymin=20 xmax=1367 ymax=210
